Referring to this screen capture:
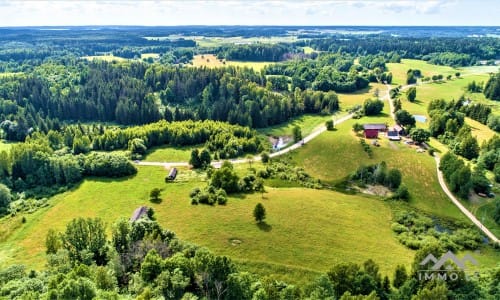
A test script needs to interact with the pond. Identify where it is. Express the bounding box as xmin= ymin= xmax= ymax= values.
xmin=413 ymin=114 xmax=427 ymax=123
